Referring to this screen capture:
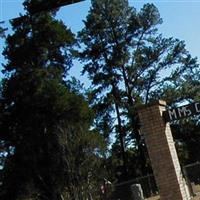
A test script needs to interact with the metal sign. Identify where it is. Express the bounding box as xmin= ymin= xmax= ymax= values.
xmin=163 ymin=102 xmax=200 ymax=122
